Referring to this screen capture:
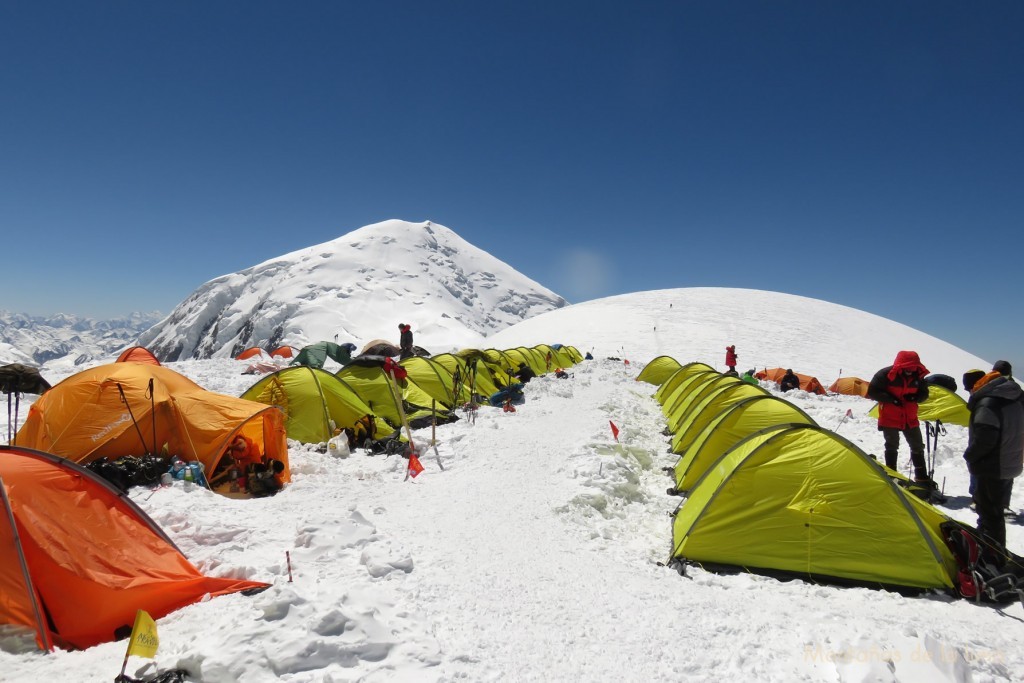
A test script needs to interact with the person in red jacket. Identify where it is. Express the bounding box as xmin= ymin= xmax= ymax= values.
xmin=866 ymin=350 xmax=931 ymax=481
xmin=725 ymin=345 xmax=738 ymax=373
